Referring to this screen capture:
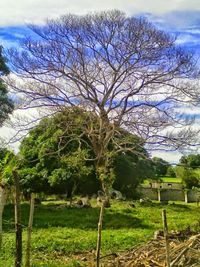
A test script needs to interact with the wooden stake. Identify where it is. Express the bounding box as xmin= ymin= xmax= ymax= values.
xmin=13 ymin=170 xmax=22 ymax=267
xmin=96 ymin=201 xmax=105 ymax=267
xmin=0 ymin=186 xmax=6 ymax=250
xmin=162 ymin=209 xmax=170 ymax=267
xmin=25 ymin=194 xmax=35 ymax=267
